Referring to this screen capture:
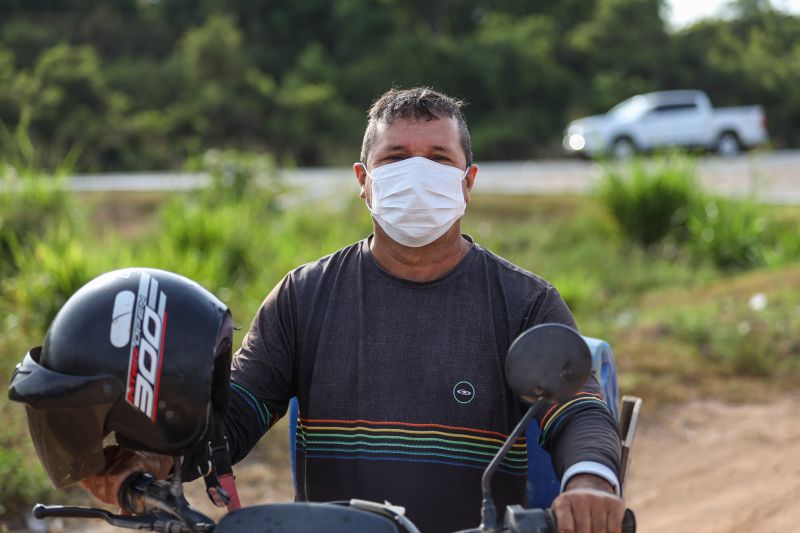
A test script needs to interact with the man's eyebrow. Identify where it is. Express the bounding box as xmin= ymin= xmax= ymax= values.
xmin=378 ymin=144 xmax=456 ymax=155
xmin=430 ymin=145 xmax=455 ymax=153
